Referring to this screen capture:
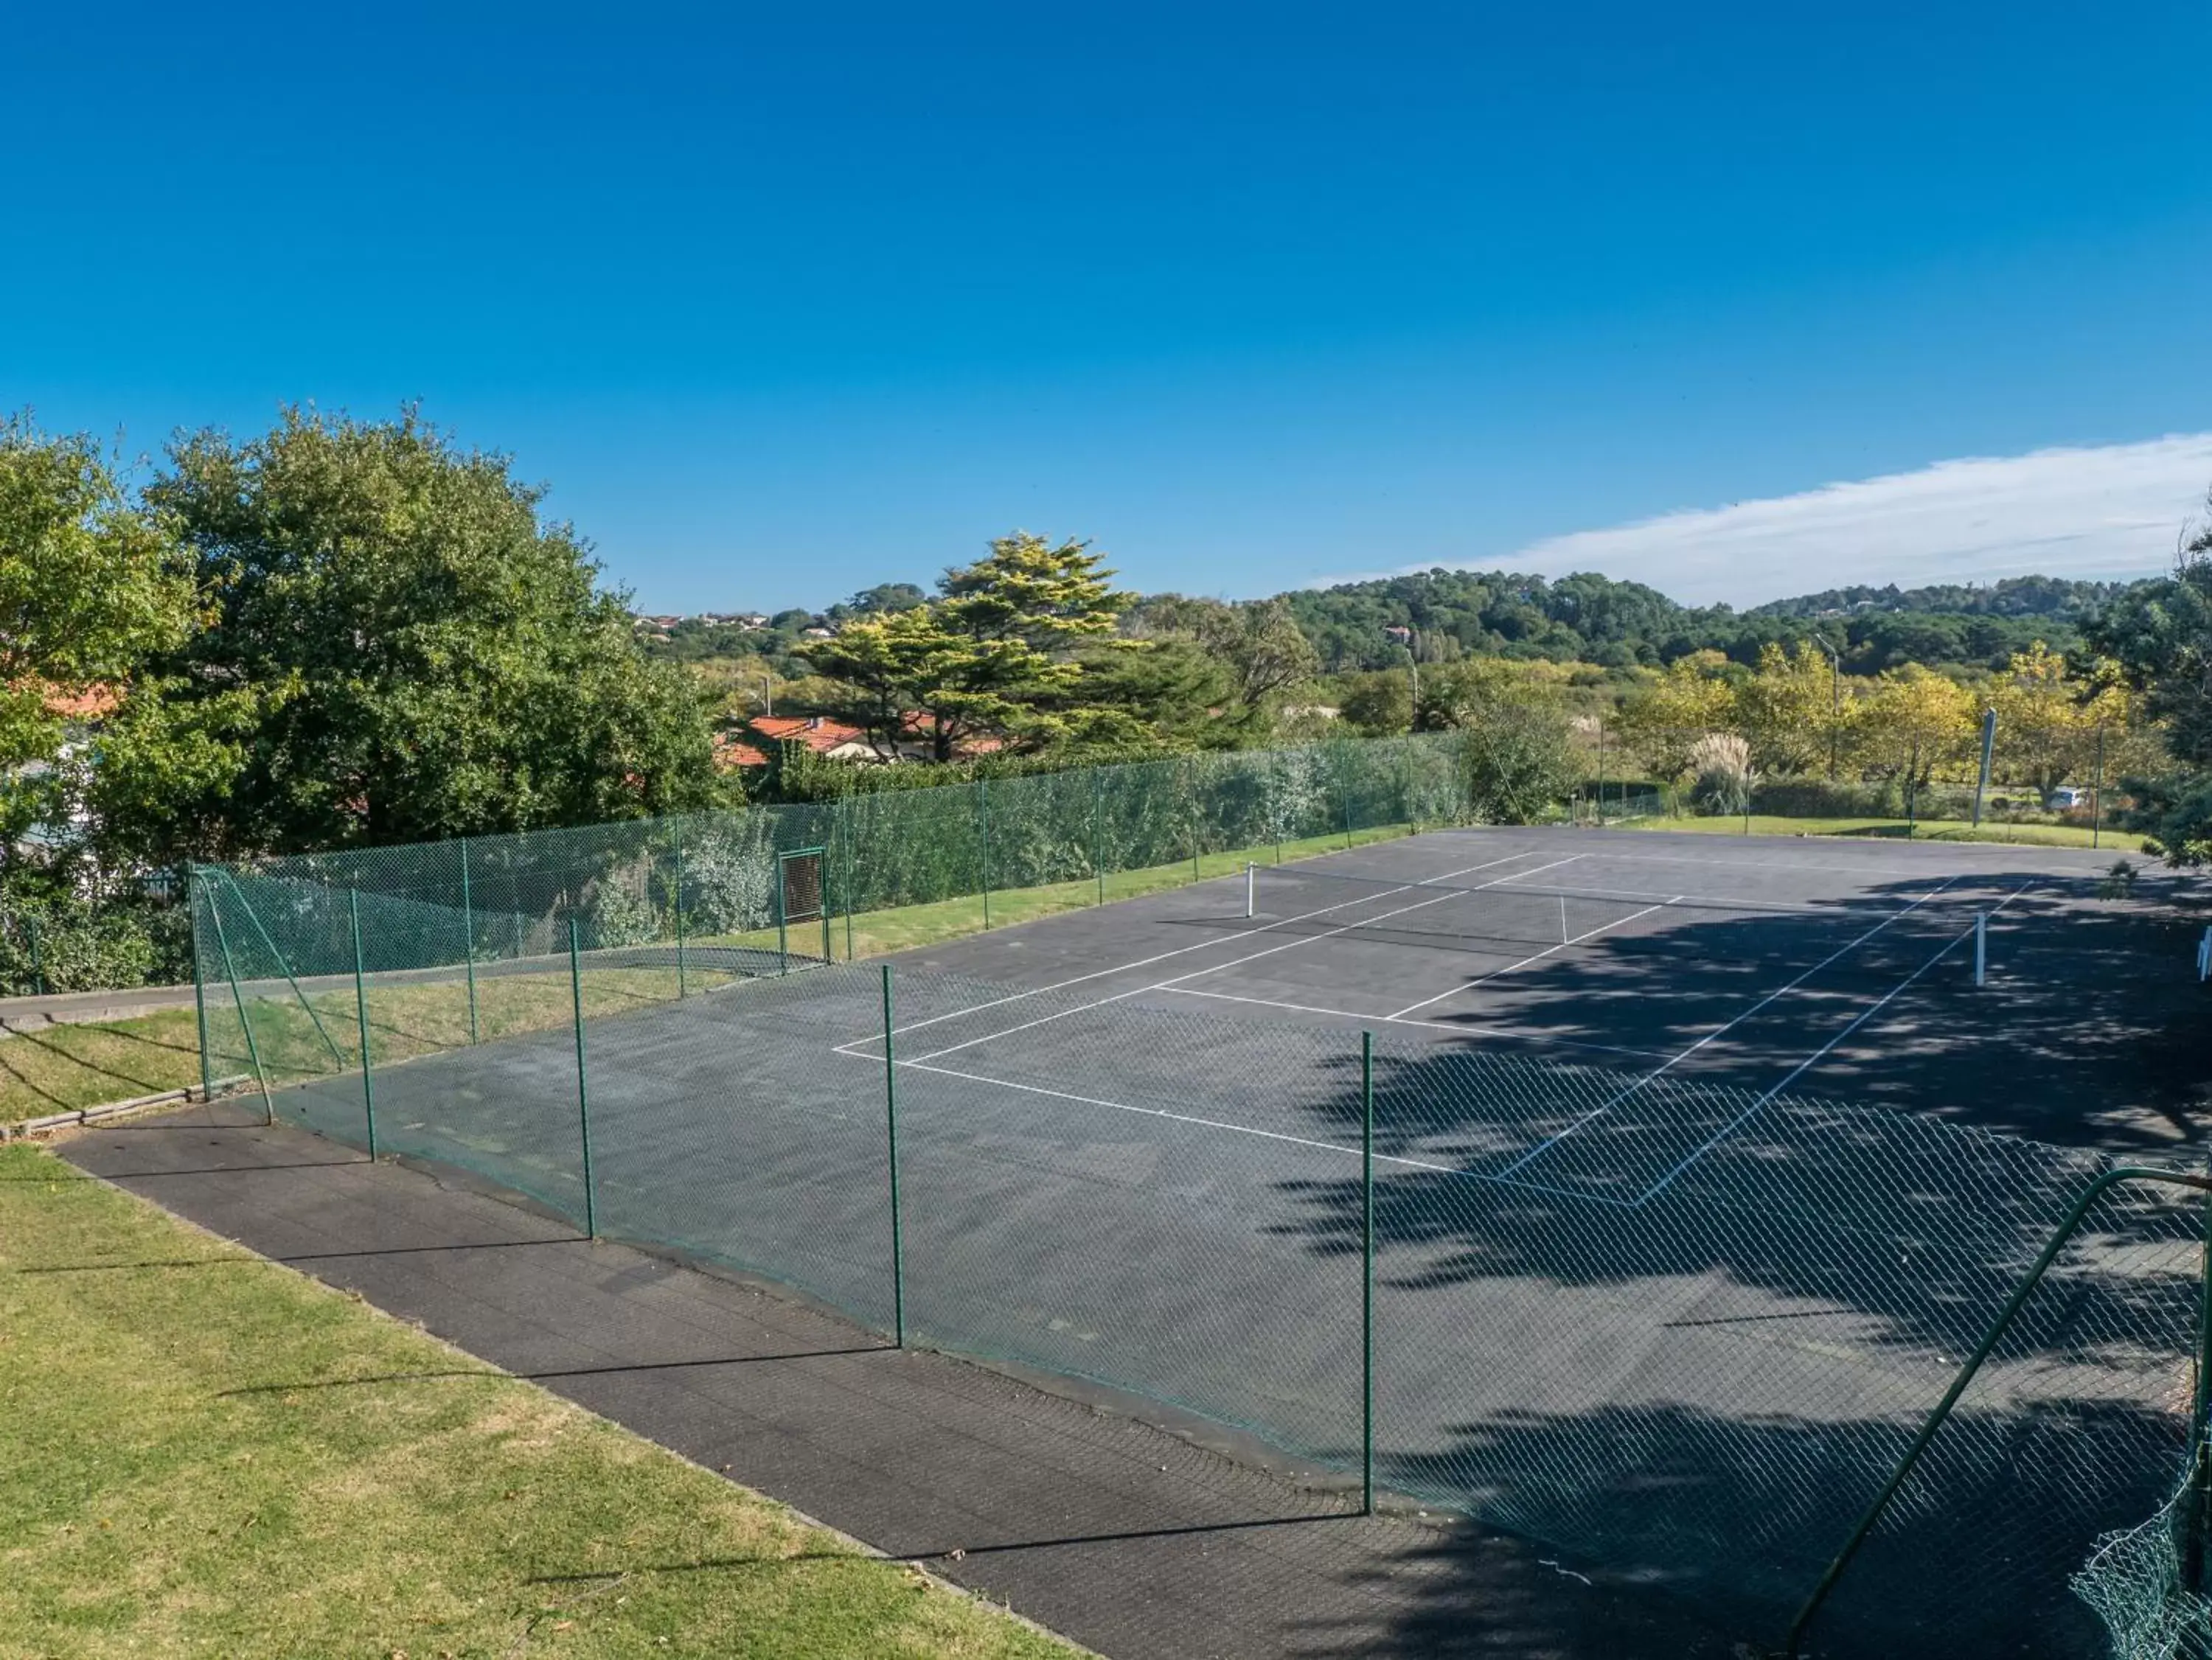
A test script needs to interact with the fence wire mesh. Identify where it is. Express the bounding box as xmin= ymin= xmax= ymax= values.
xmin=184 ymin=732 xmax=2212 ymax=1659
